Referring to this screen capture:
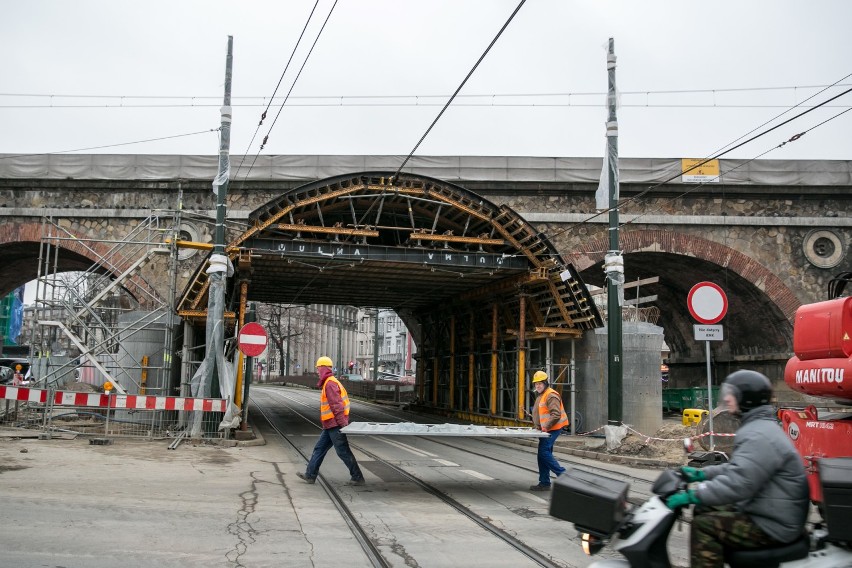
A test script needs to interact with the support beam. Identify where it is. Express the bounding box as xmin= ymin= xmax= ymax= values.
xmin=490 ymin=304 xmax=498 ymax=415
xmin=468 ymin=311 xmax=475 ymax=413
xmin=449 ymin=314 xmax=456 ymax=410
xmin=517 ymin=295 xmax=527 ymax=420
